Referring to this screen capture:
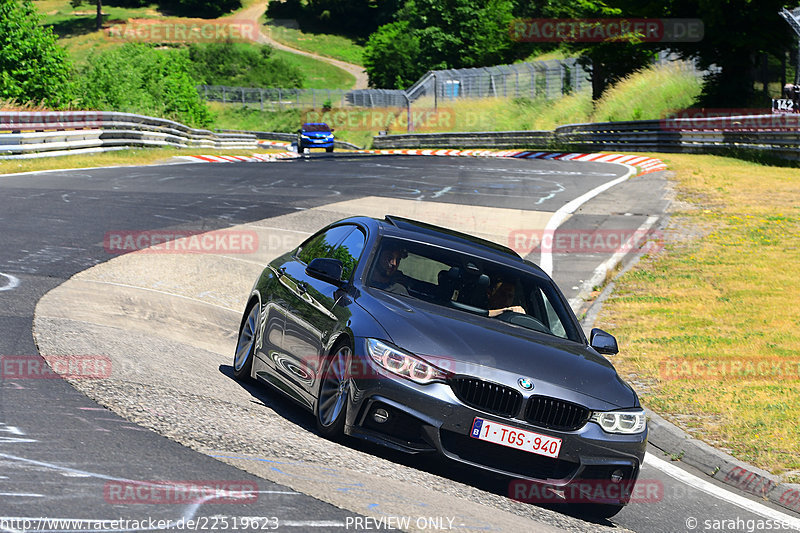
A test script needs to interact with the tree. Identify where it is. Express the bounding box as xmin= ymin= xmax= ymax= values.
xmin=76 ymin=43 xmax=212 ymax=126
xmin=158 ymin=0 xmax=241 ymax=19
xmin=0 ymin=0 xmax=73 ymax=105
xmin=666 ymin=0 xmax=800 ymax=107
xmin=69 ymin=0 xmax=102 ymax=31
xmin=364 ymin=0 xmax=519 ymax=89
xmin=515 ymin=0 xmax=658 ymax=100
xmin=363 ymin=21 xmax=423 ymax=88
